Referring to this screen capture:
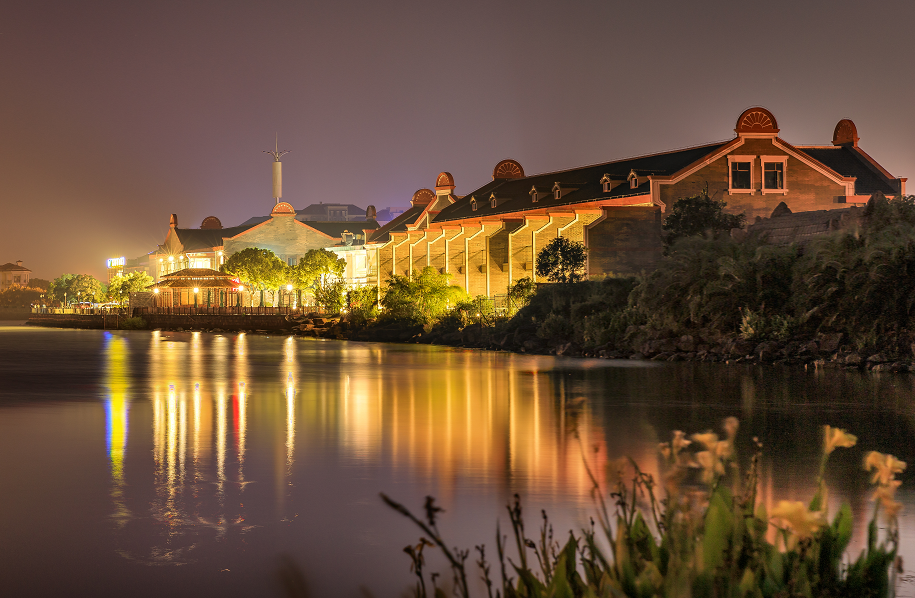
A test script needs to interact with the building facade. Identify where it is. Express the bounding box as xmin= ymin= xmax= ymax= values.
xmin=366 ymin=108 xmax=905 ymax=297
xmin=0 ymin=261 xmax=31 ymax=290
